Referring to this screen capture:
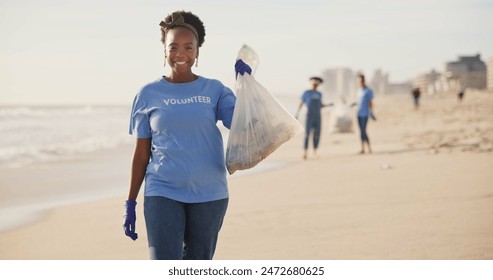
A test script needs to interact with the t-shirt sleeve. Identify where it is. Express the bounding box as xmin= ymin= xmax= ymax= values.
xmin=301 ymin=91 xmax=308 ymax=104
xmin=217 ymin=86 xmax=236 ymax=129
xmin=129 ymin=93 xmax=152 ymax=138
